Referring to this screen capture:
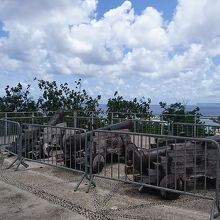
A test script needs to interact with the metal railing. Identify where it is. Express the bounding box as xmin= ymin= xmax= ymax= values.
xmin=78 ymin=130 xmax=220 ymax=218
xmin=0 ymin=119 xmax=28 ymax=170
xmin=5 ymin=123 xmax=88 ymax=175
xmin=172 ymin=122 xmax=220 ymax=137
xmin=1 ymin=109 xmax=220 ymax=119
xmin=1 ymin=110 xmax=220 ymax=135
xmin=1 ymin=118 xmax=220 ymax=218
